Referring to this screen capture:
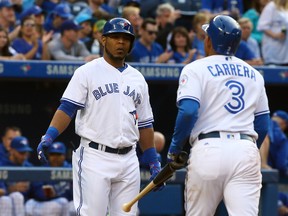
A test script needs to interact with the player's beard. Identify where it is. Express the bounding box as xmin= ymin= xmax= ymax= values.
xmin=105 ymin=46 xmax=126 ymax=62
